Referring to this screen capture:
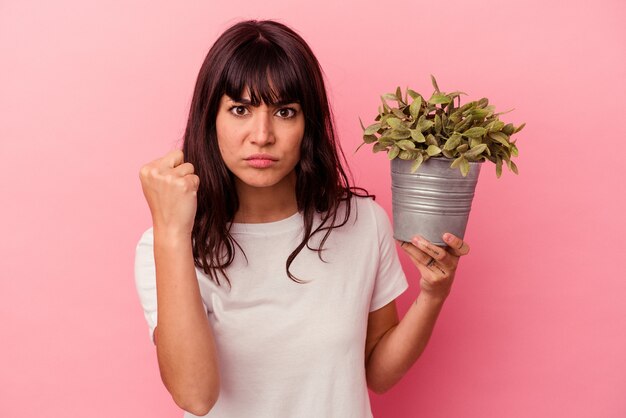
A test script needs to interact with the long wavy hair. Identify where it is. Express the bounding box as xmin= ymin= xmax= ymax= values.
xmin=182 ymin=19 xmax=371 ymax=288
